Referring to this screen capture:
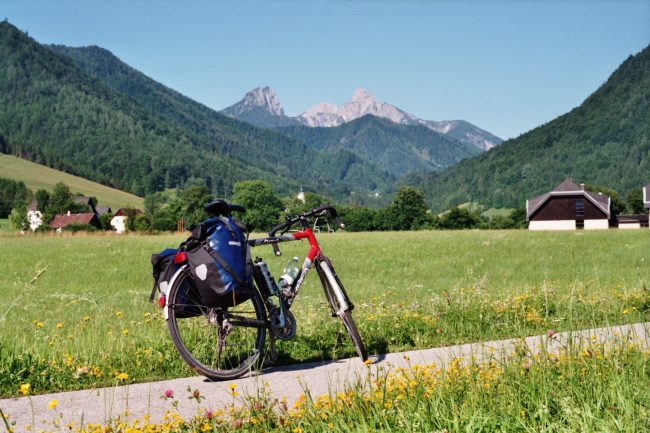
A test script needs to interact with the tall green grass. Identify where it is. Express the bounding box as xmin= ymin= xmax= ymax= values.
xmin=0 ymin=230 xmax=649 ymax=397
